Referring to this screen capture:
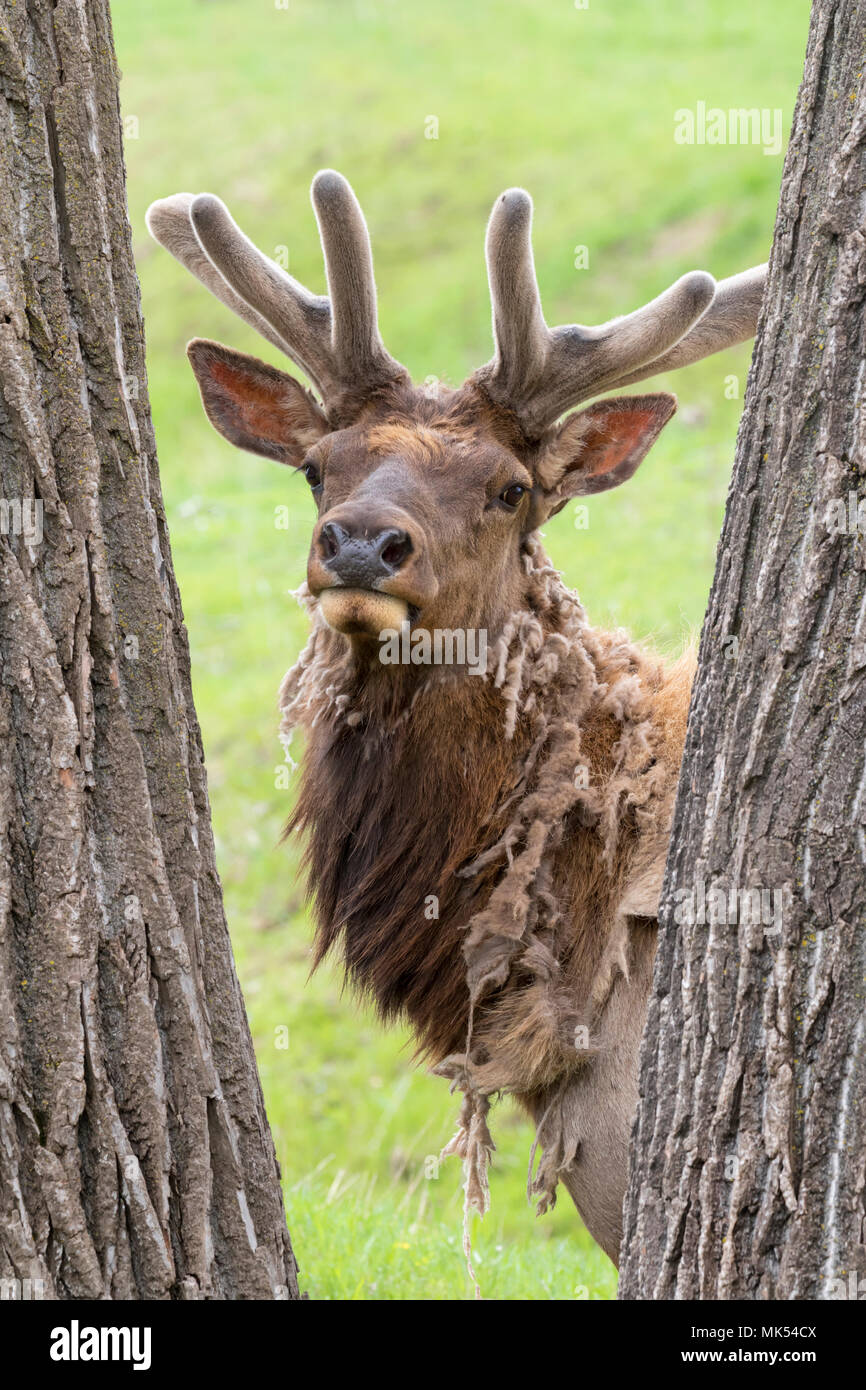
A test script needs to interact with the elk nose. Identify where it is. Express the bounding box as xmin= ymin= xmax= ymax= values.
xmin=318 ymin=522 xmax=413 ymax=588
